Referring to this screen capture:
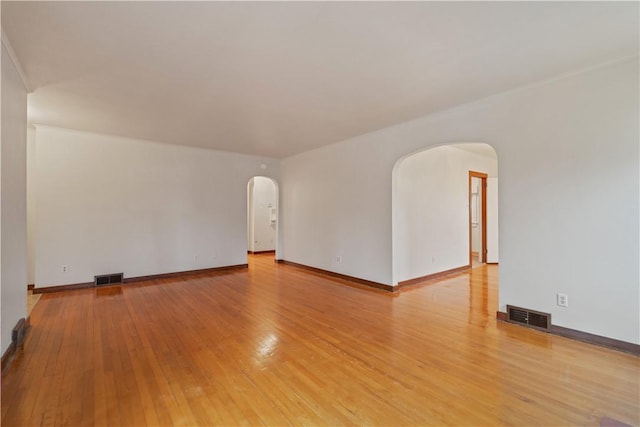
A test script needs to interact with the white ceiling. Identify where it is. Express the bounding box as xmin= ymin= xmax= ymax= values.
xmin=2 ymin=1 xmax=638 ymax=158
